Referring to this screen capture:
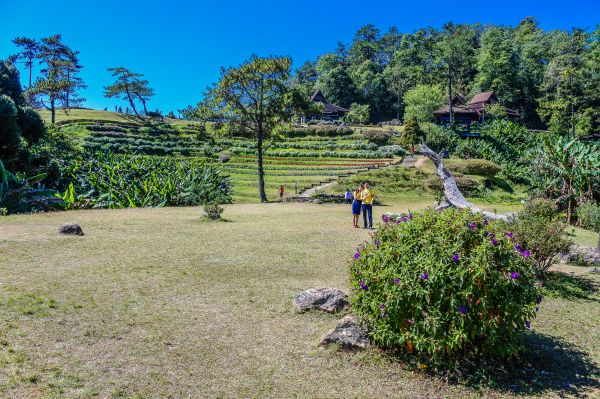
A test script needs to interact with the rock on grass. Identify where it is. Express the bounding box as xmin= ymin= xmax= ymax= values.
xmin=320 ymin=315 xmax=370 ymax=349
xmin=59 ymin=223 xmax=84 ymax=236
xmin=293 ymin=288 xmax=349 ymax=313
